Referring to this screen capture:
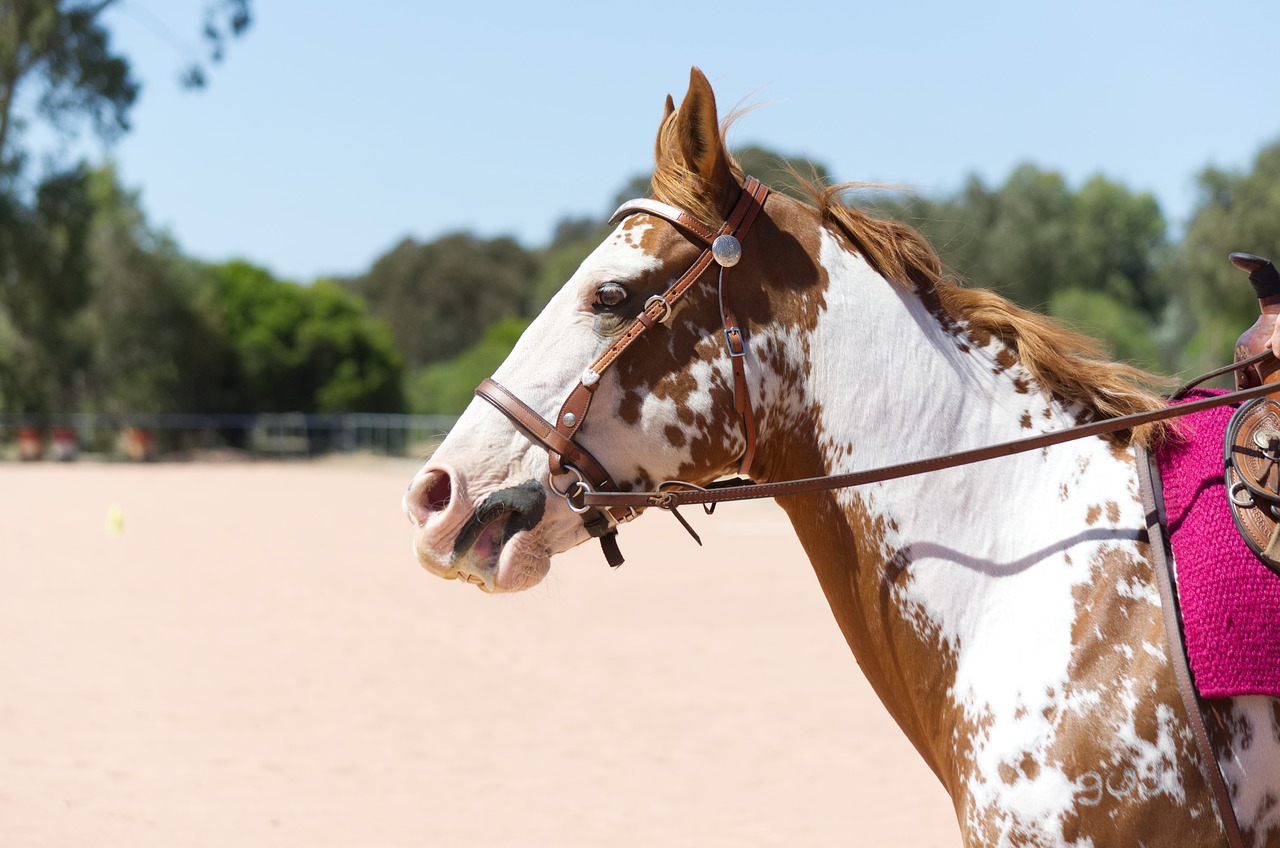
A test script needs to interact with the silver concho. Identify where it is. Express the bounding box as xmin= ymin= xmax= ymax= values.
xmin=711 ymin=234 xmax=742 ymax=267
xmin=581 ymin=368 xmax=600 ymax=387
xmin=1254 ymin=426 xmax=1280 ymax=451
xmin=561 ymin=412 xmax=577 ymax=427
